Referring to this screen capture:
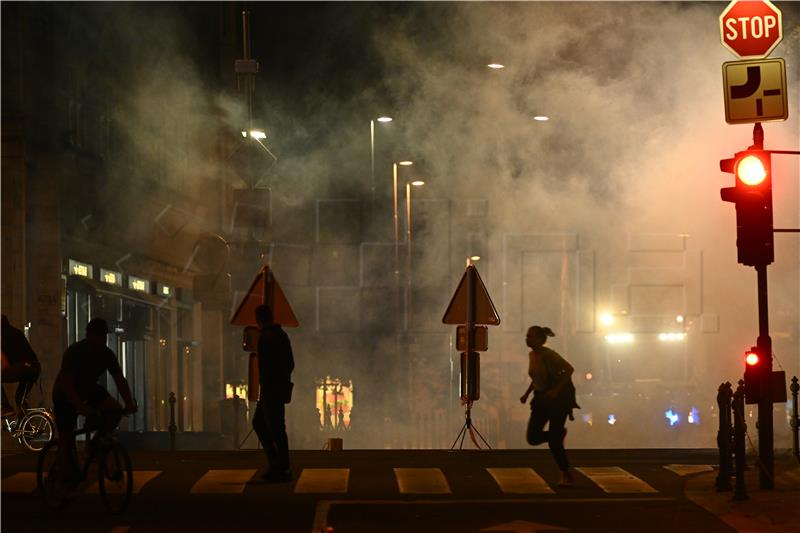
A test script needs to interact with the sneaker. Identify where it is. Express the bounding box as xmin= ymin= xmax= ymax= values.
xmin=558 ymin=470 xmax=575 ymax=487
